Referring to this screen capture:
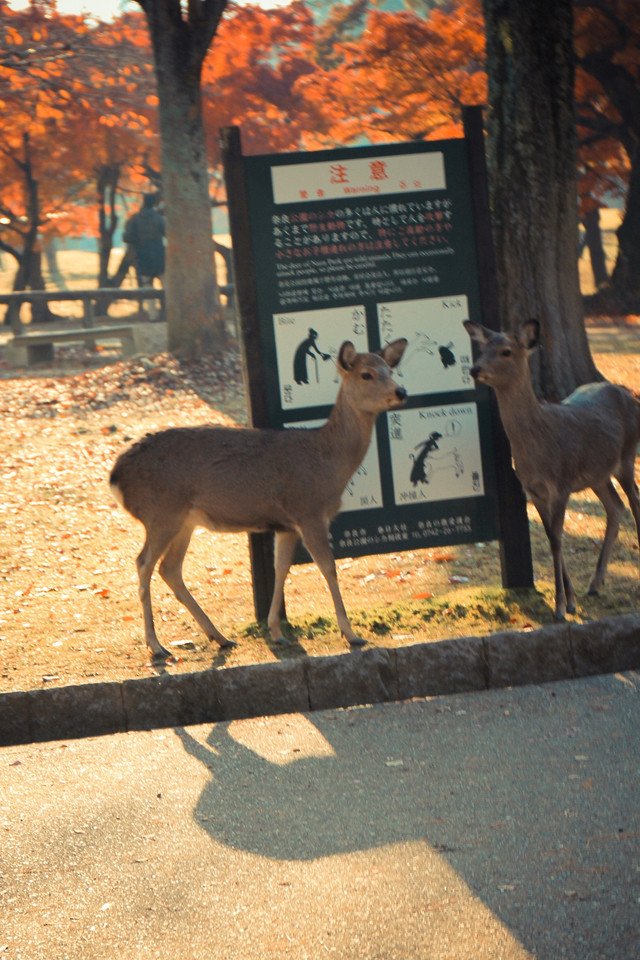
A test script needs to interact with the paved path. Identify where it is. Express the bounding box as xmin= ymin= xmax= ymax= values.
xmin=2 ymin=673 xmax=639 ymax=959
